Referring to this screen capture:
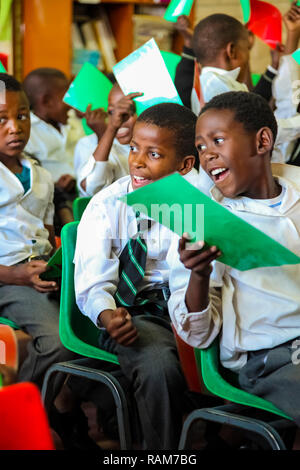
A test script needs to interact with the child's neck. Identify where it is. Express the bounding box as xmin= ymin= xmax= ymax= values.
xmin=34 ymin=110 xmax=62 ymax=133
xmin=0 ymin=154 xmax=23 ymax=174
